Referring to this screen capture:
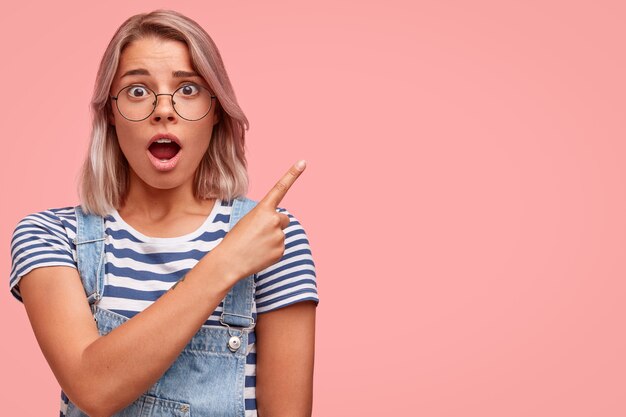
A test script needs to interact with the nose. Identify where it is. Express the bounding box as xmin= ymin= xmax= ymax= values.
xmin=151 ymin=93 xmax=177 ymax=123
